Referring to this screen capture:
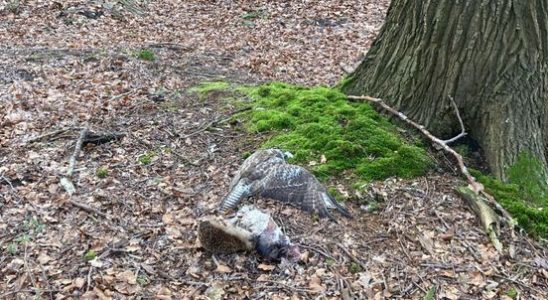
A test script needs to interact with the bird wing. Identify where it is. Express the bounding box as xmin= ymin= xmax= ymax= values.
xmin=258 ymin=164 xmax=352 ymax=220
